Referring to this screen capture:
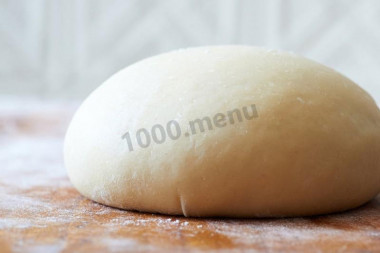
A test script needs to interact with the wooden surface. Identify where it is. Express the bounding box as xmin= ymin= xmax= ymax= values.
xmin=0 ymin=98 xmax=380 ymax=253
